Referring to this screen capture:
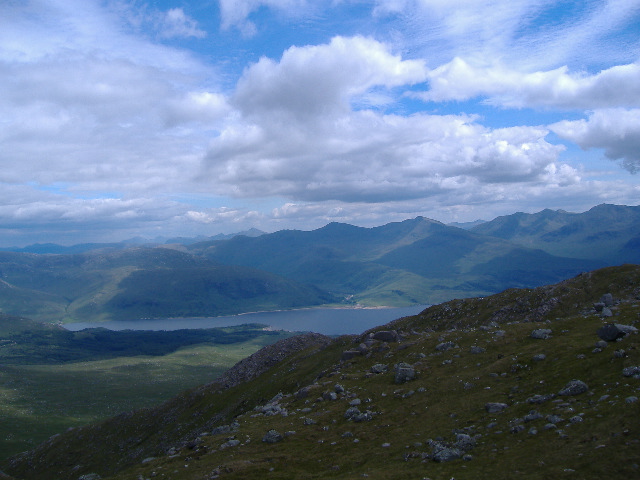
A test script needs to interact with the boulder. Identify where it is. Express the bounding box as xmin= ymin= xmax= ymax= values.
xmin=262 ymin=429 xmax=283 ymax=443
xmin=600 ymin=293 xmax=614 ymax=306
xmin=622 ymin=366 xmax=640 ymax=378
xmin=530 ymin=329 xmax=552 ymax=339
xmin=558 ymin=379 xmax=588 ymax=396
xmin=597 ymin=323 xmax=637 ymax=342
xmin=372 ymin=330 xmax=399 ymax=342
xmin=435 ymin=341 xmax=457 ymax=351
xmin=485 ymin=402 xmax=508 ymax=413
xmin=370 ymin=363 xmax=389 ymax=374
xmin=394 ymin=362 xmax=416 ymax=384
